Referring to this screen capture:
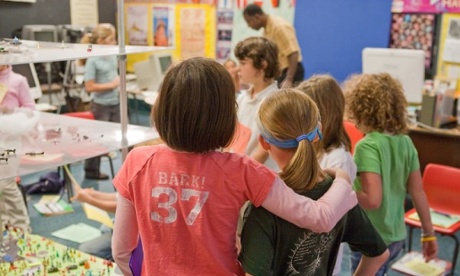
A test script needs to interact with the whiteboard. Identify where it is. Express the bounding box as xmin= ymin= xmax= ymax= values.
xmin=362 ymin=48 xmax=425 ymax=104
